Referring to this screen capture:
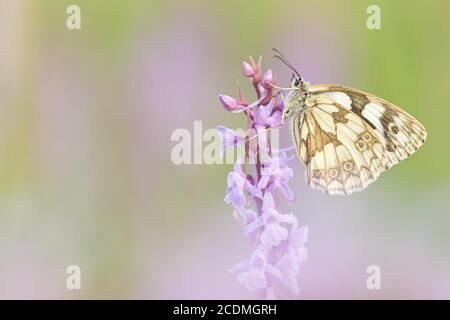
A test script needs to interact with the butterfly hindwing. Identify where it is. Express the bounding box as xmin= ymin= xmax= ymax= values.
xmin=309 ymin=84 xmax=427 ymax=168
xmin=293 ymin=96 xmax=389 ymax=195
